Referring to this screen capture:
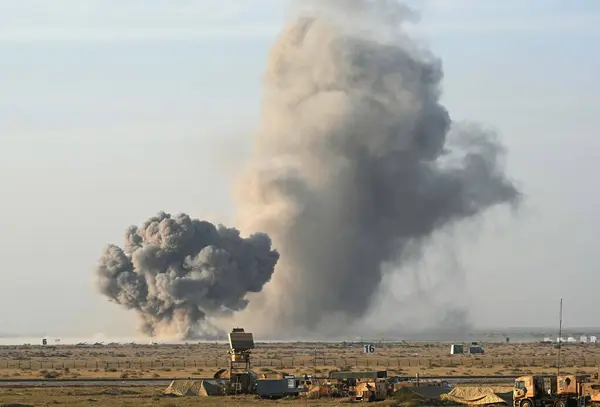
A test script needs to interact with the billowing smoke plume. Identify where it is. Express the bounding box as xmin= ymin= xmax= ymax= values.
xmin=95 ymin=211 xmax=279 ymax=338
xmin=232 ymin=0 xmax=521 ymax=337
xmin=95 ymin=0 xmax=521 ymax=339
